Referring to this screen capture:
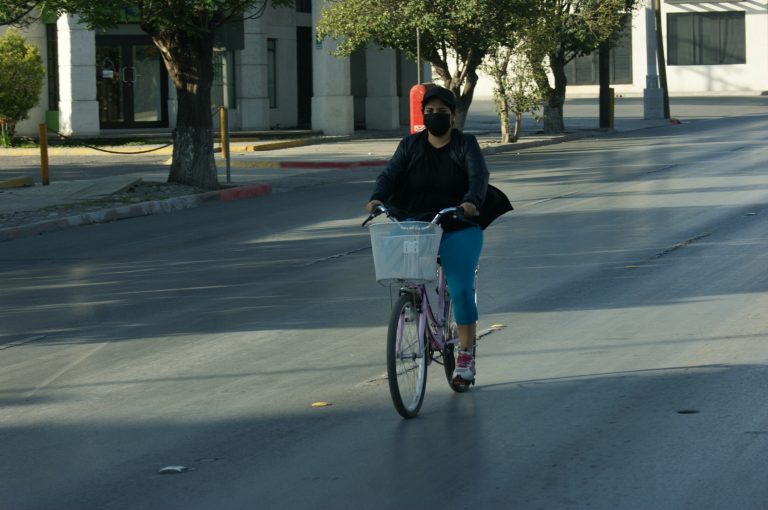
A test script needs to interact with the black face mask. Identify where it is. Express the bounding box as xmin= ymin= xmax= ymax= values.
xmin=423 ymin=112 xmax=452 ymax=136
